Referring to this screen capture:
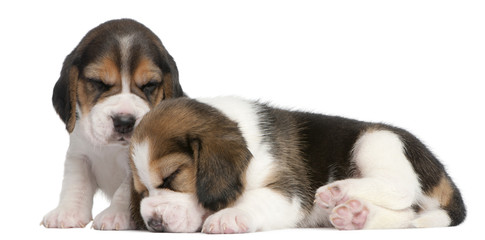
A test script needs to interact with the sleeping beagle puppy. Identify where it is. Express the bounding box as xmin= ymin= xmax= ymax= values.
xmin=42 ymin=19 xmax=184 ymax=230
xmin=129 ymin=97 xmax=466 ymax=233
